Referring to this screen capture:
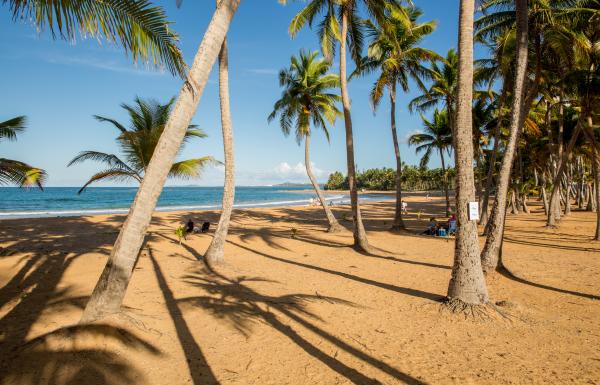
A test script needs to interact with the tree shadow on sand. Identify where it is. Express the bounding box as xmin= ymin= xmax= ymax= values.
xmin=0 ymin=217 xmax=162 ymax=385
xmin=178 ymin=267 xmax=429 ymax=385
xmin=0 ymin=324 xmax=162 ymax=385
